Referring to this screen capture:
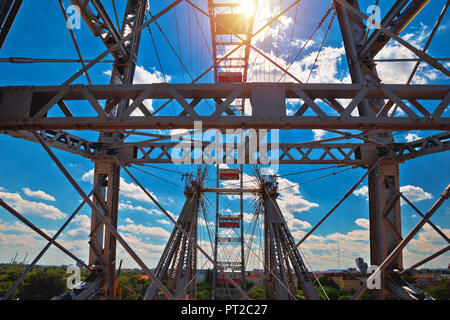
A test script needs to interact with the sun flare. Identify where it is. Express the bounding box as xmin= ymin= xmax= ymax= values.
xmin=239 ymin=1 xmax=256 ymax=17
